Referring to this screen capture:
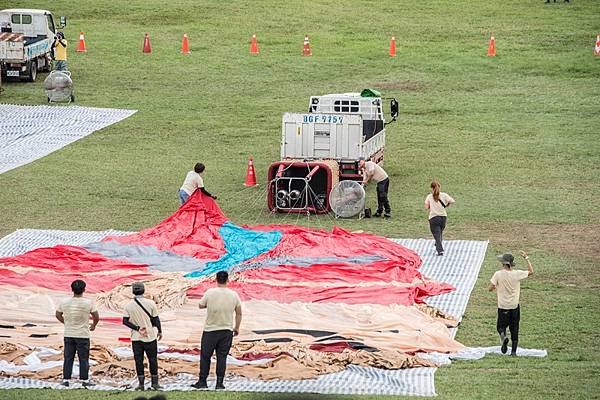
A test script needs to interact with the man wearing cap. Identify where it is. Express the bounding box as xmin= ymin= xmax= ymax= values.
xmin=122 ymin=282 xmax=163 ymax=390
xmin=192 ymin=271 xmax=242 ymax=390
xmin=358 ymin=158 xmax=391 ymax=218
xmin=56 ymin=279 xmax=99 ymax=387
xmin=488 ymin=251 xmax=534 ymax=356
